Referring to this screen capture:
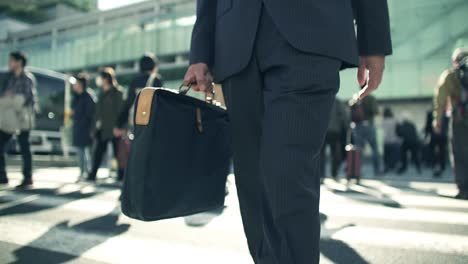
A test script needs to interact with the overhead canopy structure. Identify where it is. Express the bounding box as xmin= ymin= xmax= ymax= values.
xmin=0 ymin=0 xmax=467 ymax=99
